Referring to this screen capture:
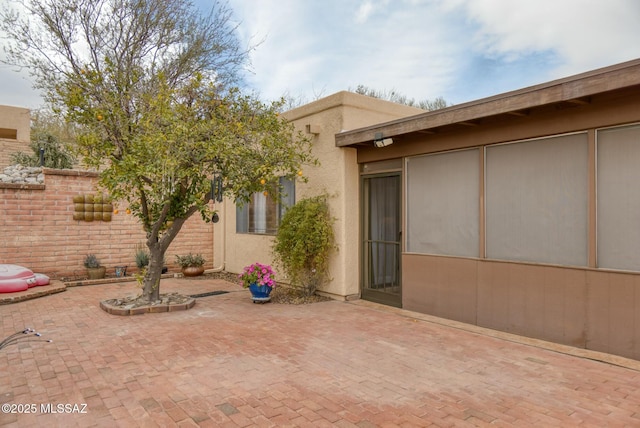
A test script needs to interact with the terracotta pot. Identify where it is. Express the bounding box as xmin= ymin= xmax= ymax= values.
xmin=86 ymin=266 xmax=106 ymax=280
xmin=182 ymin=266 xmax=204 ymax=277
